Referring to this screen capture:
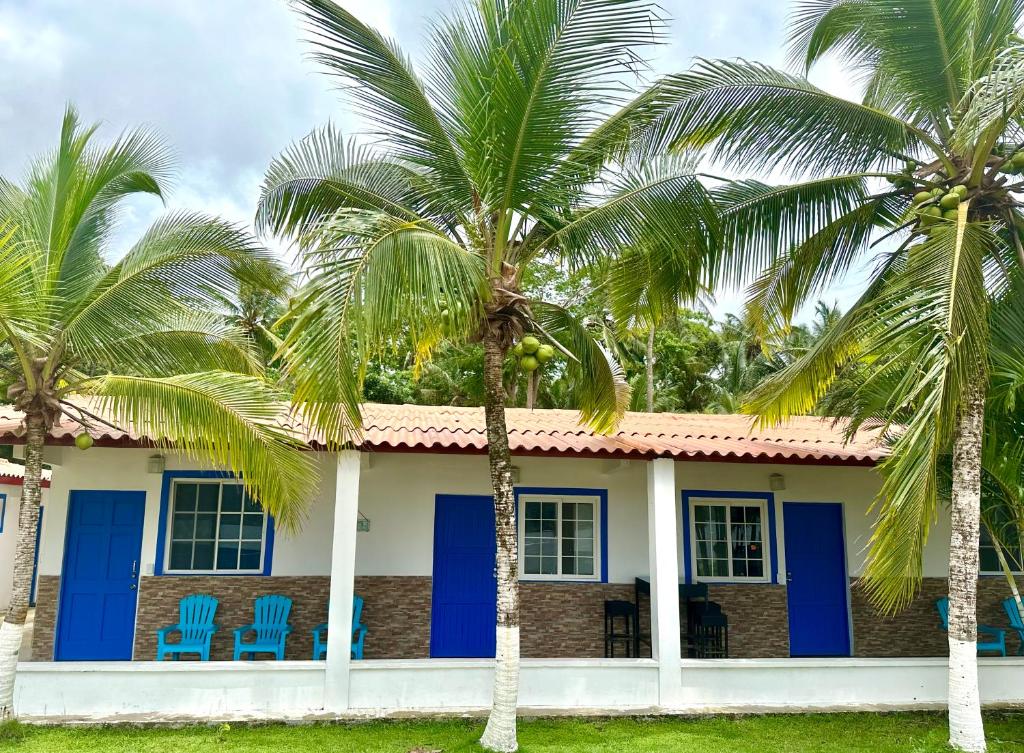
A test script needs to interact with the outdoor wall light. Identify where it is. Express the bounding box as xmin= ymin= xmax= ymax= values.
xmin=146 ymin=454 xmax=166 ymax=474
xmin=768 ymin=473 xmax=786 ymax=491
